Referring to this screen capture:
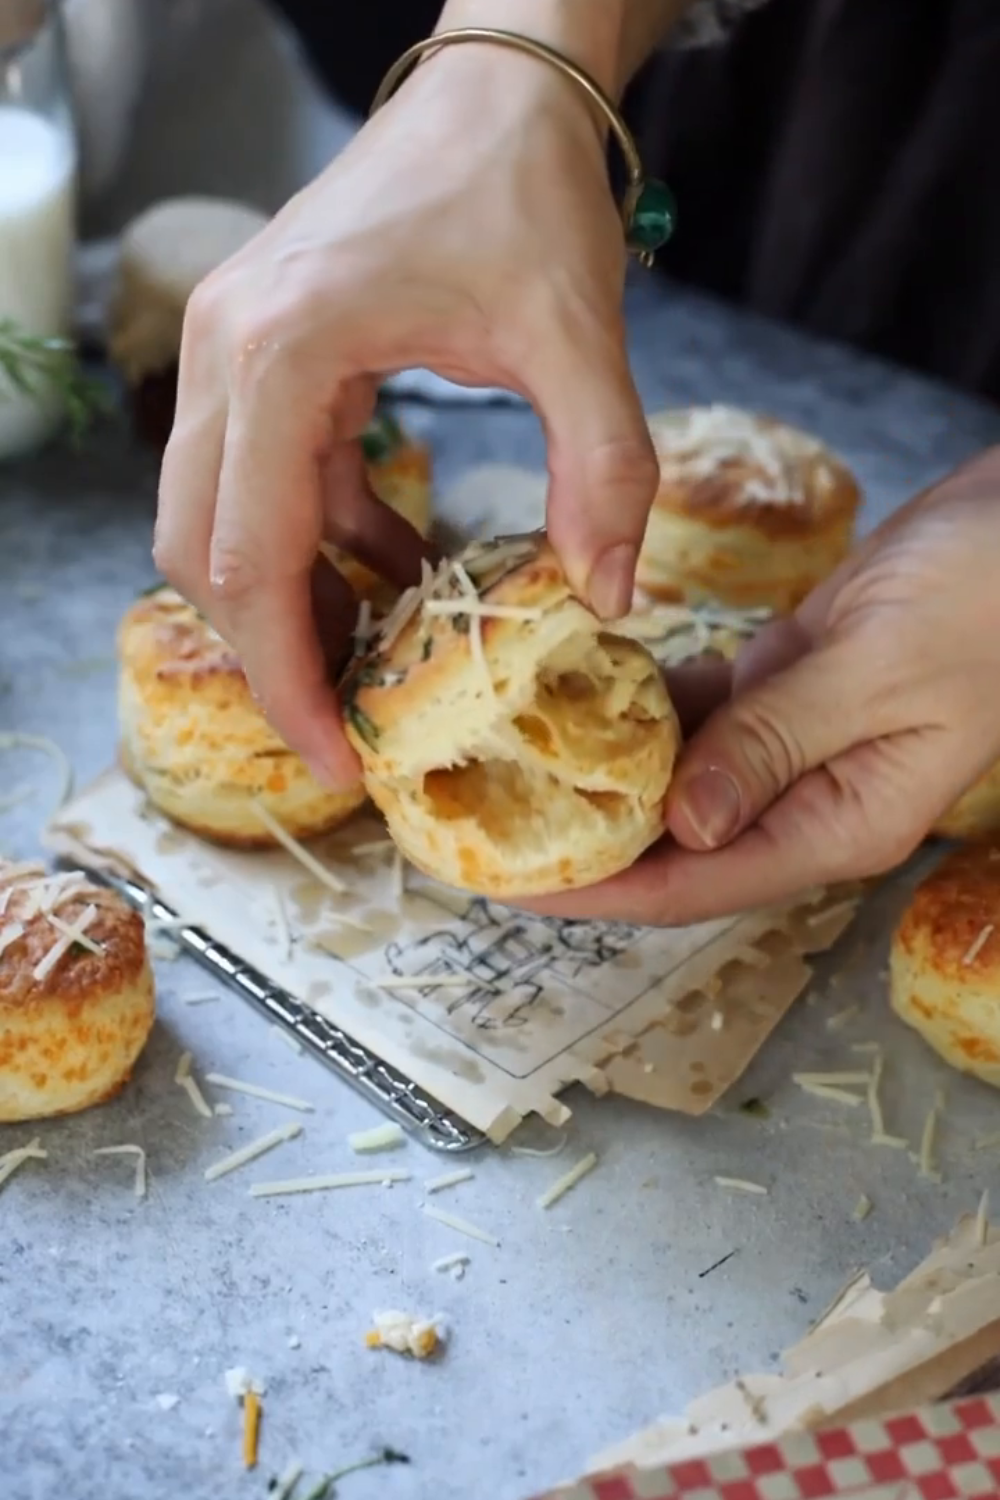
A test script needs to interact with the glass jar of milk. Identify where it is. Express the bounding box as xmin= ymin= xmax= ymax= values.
xmin=0 ymin=1 xmax=77 ymax=460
